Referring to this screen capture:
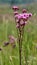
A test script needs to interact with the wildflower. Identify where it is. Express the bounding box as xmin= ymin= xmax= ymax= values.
xmin=20 ymin=21 xmax=27 ymax=26
xmin=18 ymin=15 xmax=22 ymax=20
xmin=23 ymin=13 xmax=28 ymax=17
xmin=3 ymin=42 xmax=9 ymax=47
xmin=14 ymin=11 xmax=18 ymax=15
xmin=20 ymin=21 xmax=25 ymax=26
xmin=23 ymin=16 xmax=28 ymax=21
xmin=9 ymin=35 xmax=16 ymax=44
xmin=29 ymin=13 xmax=32 ymax=17
xmin=9 ymin=35 xmax=16 ymax=48
xmin=17 ymin=14 xmax=24 ymax=21
xmin=9 ymin=35 xmax=15 ymax=40
xmin=12 ymin=6 xmax=19 ymax=11
xmin=12 ymin=6 xmax=32 ymax=65
xmin=22 ymin=9 xmax=27 ymax=13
